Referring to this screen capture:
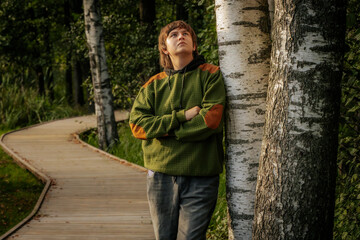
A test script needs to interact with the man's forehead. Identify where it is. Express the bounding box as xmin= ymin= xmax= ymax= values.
xmin=168 ymin=28 xmax=189 ymax=34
